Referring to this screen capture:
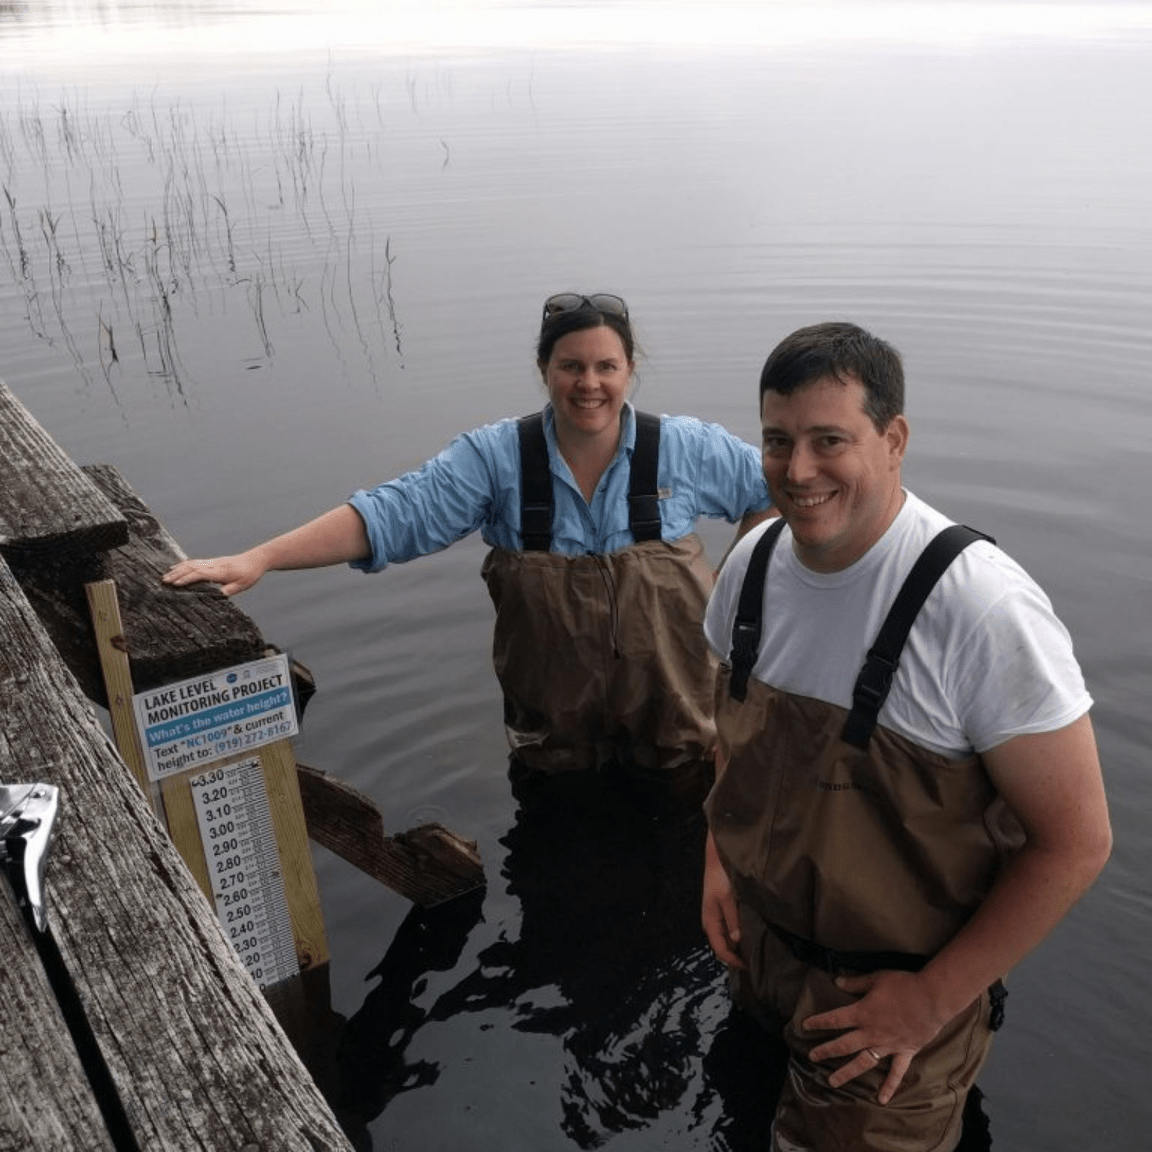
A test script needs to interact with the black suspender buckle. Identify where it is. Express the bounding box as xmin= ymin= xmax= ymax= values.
xmin=728 ymin=618 xmax=760 ymax=701
xmin=851 ymin=648 xmax=898 ymax=710
xmin=520 ymin=501 xmax=553 ymax=551
xmin=627 ymin=493 xmax=661 ymax=542
xmin=843 ymin=649 xmax=899 ymax=749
